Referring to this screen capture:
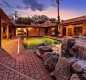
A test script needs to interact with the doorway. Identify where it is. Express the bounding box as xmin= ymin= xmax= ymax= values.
xmin=62 ymin=27 xmax=66 ymax=36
